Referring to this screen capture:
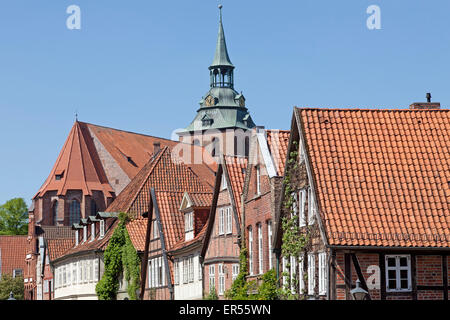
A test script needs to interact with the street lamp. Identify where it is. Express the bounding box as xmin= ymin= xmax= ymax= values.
xmin=351 ymin=280 xmax=369 ymax=300
xmin=7 ymin=291 xmax=16 ymax=300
